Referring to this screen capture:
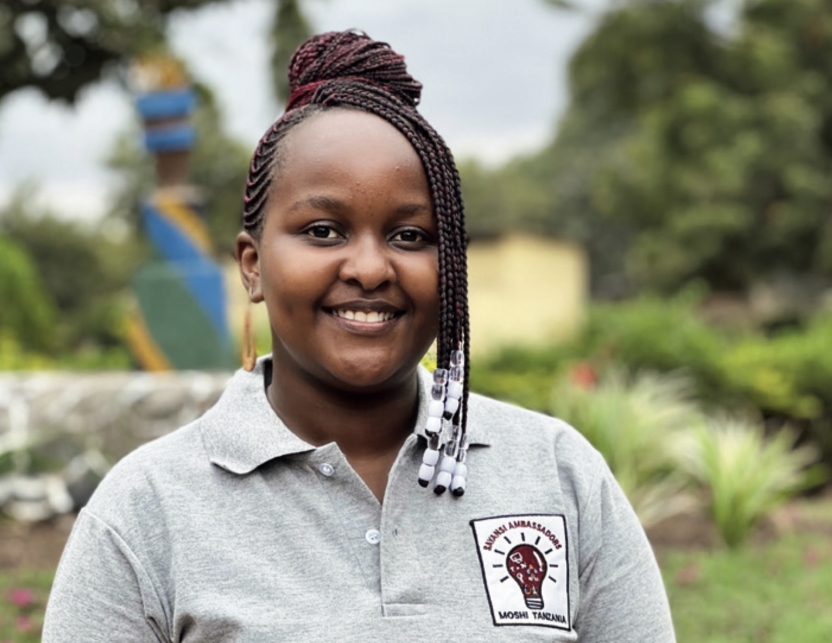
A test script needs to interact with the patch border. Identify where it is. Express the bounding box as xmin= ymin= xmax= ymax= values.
xmin=469 ymin=513 xmax=571 ymax=631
